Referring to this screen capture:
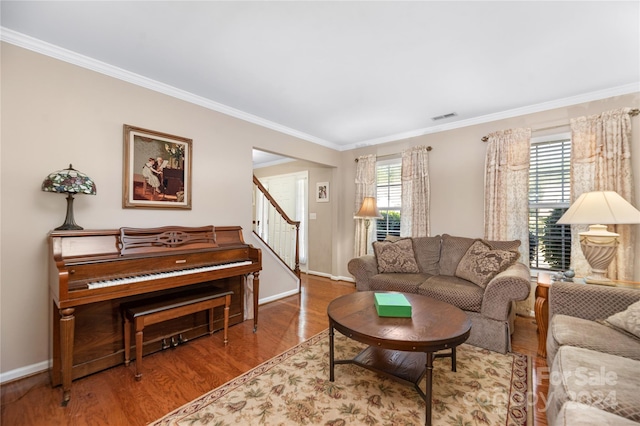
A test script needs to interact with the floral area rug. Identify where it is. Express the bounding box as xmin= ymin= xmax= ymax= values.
xmin=150 ymin=330 xmax=531 ymax=425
